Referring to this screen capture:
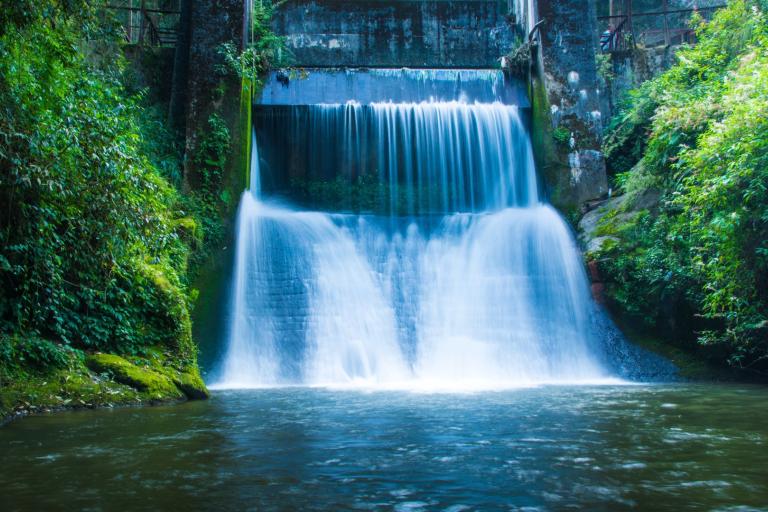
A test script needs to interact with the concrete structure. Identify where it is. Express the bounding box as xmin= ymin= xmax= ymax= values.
xmin=180 ymin=0 xmax=611 ymax=211
xmin=264 ymin=0 xmax=609 ymax=210
xmin=272 ymin=0 xmax=516 ymax=68
xmin=530 ymin=0 xmax=609 ymax=211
